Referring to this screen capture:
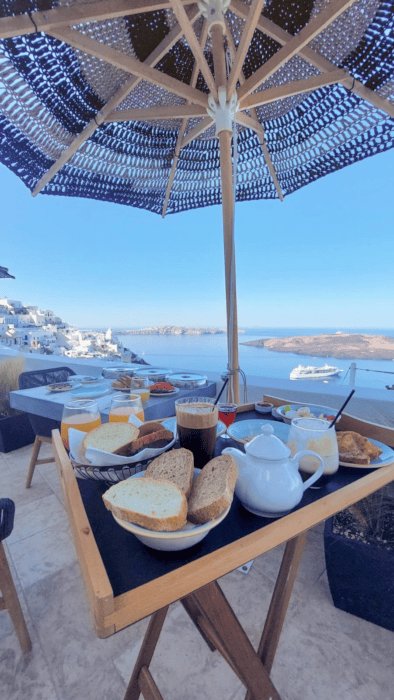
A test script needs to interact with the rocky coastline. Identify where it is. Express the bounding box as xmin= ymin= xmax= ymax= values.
xmin=241 ymin=334 xmax=394 ymax=360
xmin=119 ymin=326 xmax=226 ymax=336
